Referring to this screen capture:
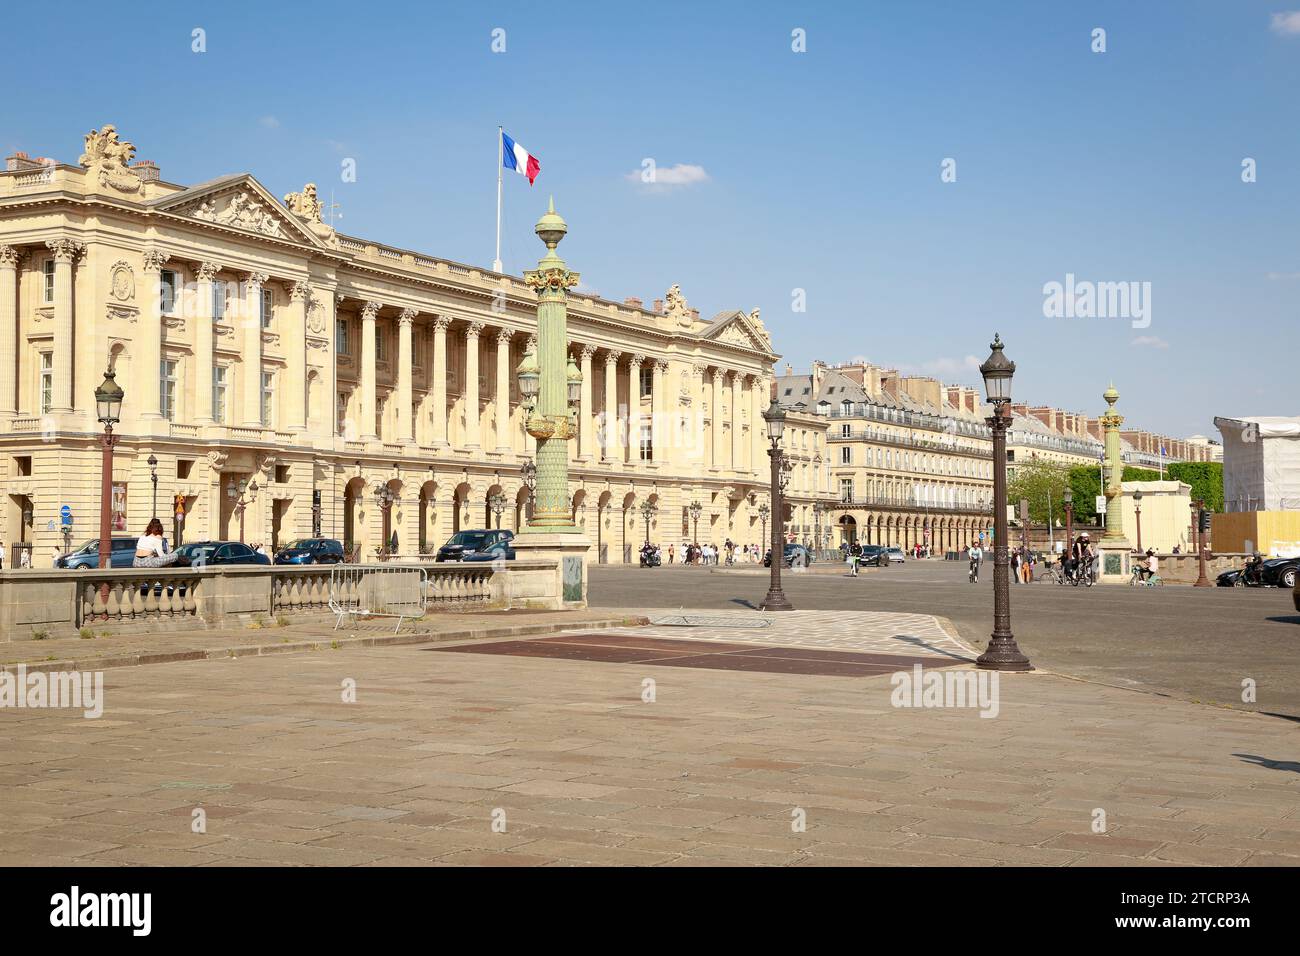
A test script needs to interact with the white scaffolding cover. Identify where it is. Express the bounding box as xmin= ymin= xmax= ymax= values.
xmin=1214 ymin=416 xmax=1300 ymax=511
